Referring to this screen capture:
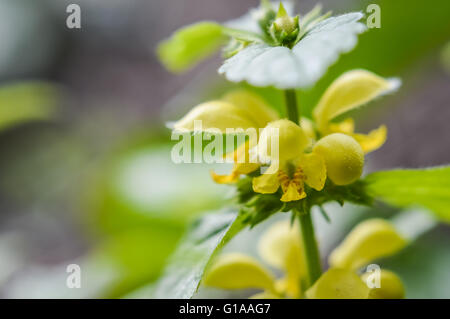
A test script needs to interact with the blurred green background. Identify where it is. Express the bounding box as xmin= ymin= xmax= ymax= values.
xmin=0 ymin=0 xmax=449 ymax=298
